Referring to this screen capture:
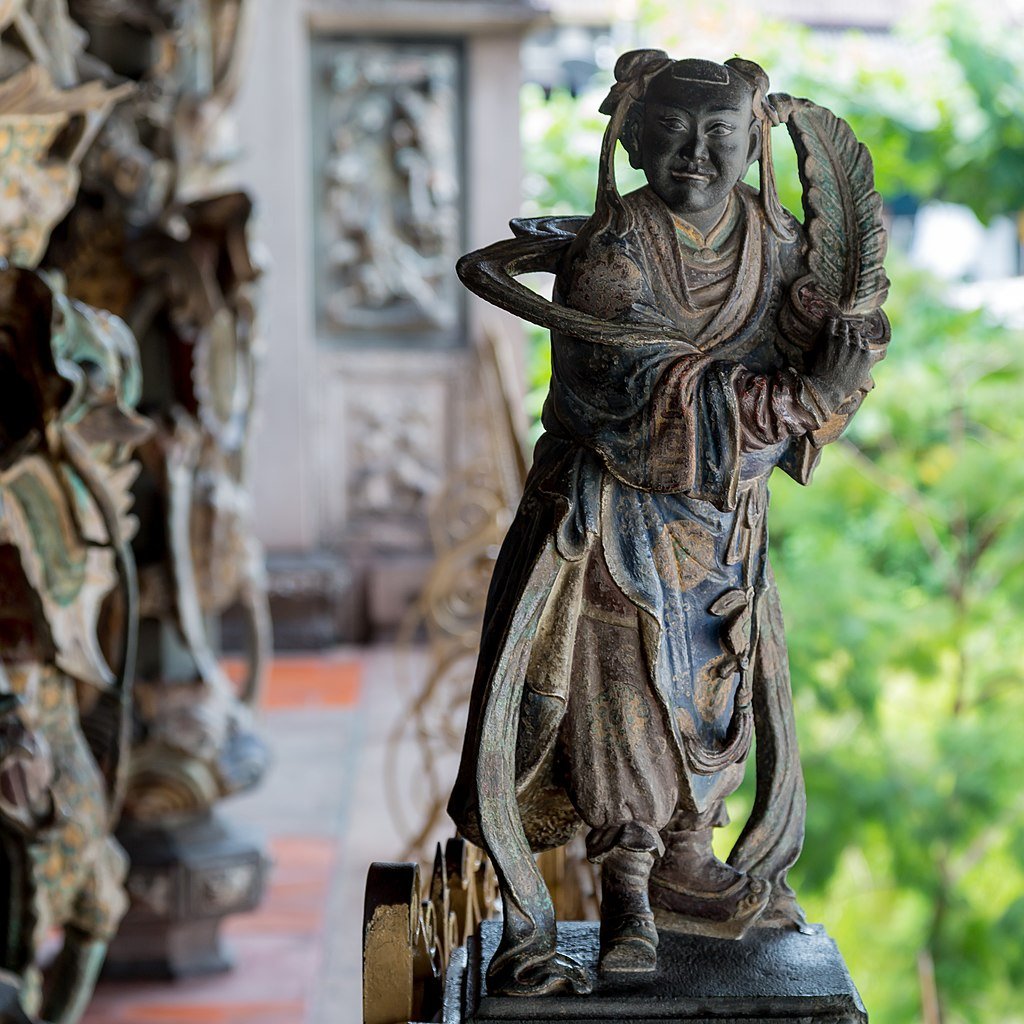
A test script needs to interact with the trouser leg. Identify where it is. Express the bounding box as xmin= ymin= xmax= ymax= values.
xmin=560 ymin=548 xmax=674 ymax=972
xmin=561 ymin=548 xmax=677 ymax=846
